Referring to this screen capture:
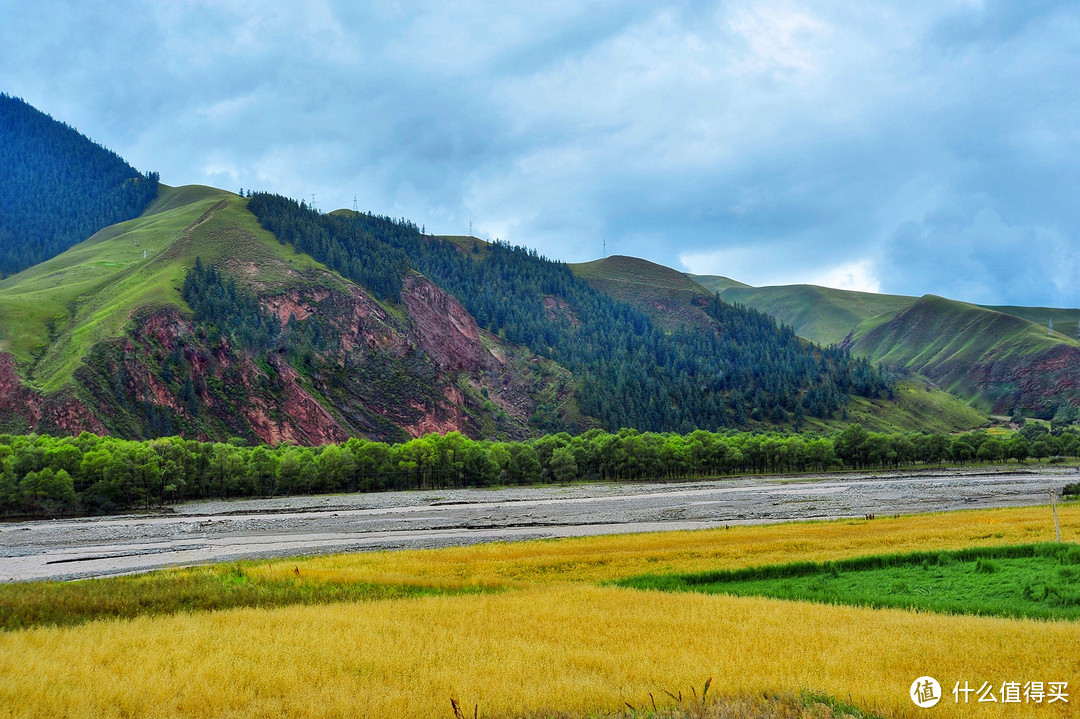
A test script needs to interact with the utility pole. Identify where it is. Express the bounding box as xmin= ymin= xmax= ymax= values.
xmin=469 ymin=220 xmax=473 ymax=238
xmin=603 ymin=237 xmax=606 ymax=257
xmin=353 ymin=195 xmax=358 ymax=213
xmin=1052 ymin=488 xmax=1062 ymax=543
